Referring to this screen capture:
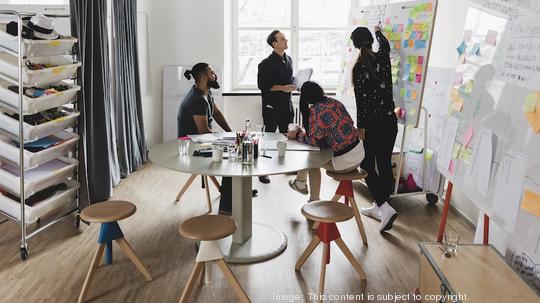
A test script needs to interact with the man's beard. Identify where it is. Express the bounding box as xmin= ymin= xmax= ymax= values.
xmin=208 ymin=80 xmax=220 ymax=89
